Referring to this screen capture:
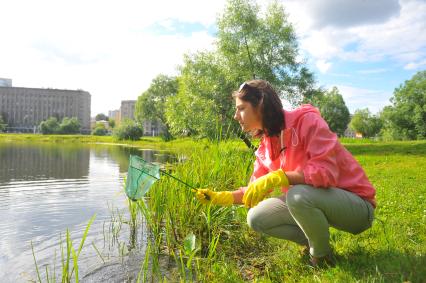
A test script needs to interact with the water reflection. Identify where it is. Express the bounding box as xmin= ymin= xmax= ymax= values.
xmin=0 ymin=142 xmax=175 ymax=282
xmin=0 ymin=143 xmax=175 ymax=181
xmin=0 ymin=143 xmax=90 ymax=181
xmin=106 ymin=146 xmax=177 ymax=173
